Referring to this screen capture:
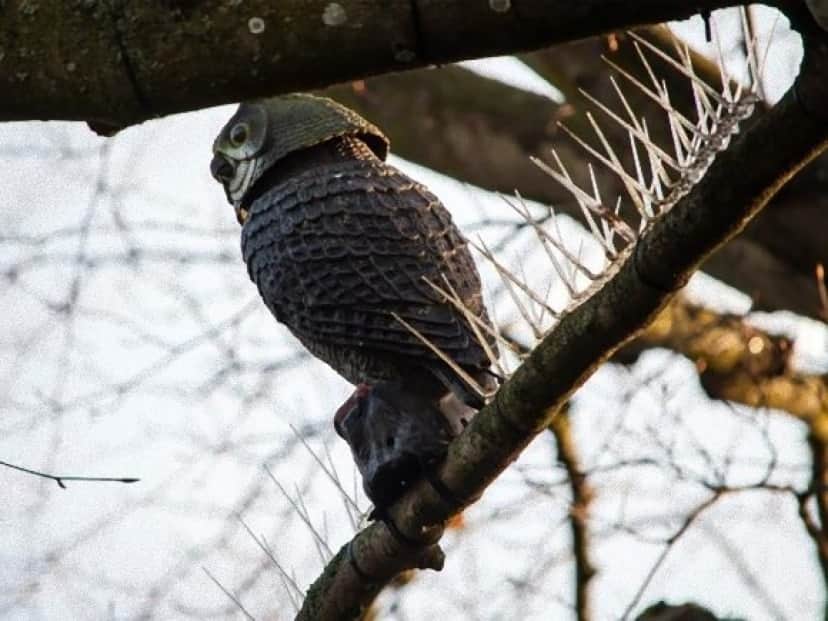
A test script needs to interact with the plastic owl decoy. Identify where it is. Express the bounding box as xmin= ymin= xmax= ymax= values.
xmin=210 ymin=94 xmax=498 ymax=507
